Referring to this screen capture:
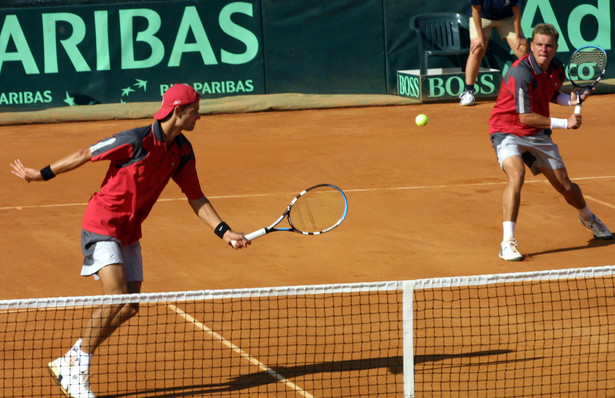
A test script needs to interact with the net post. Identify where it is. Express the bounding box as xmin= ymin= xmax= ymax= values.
xmin=402 ymin=280 xmax=416 ymax=398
